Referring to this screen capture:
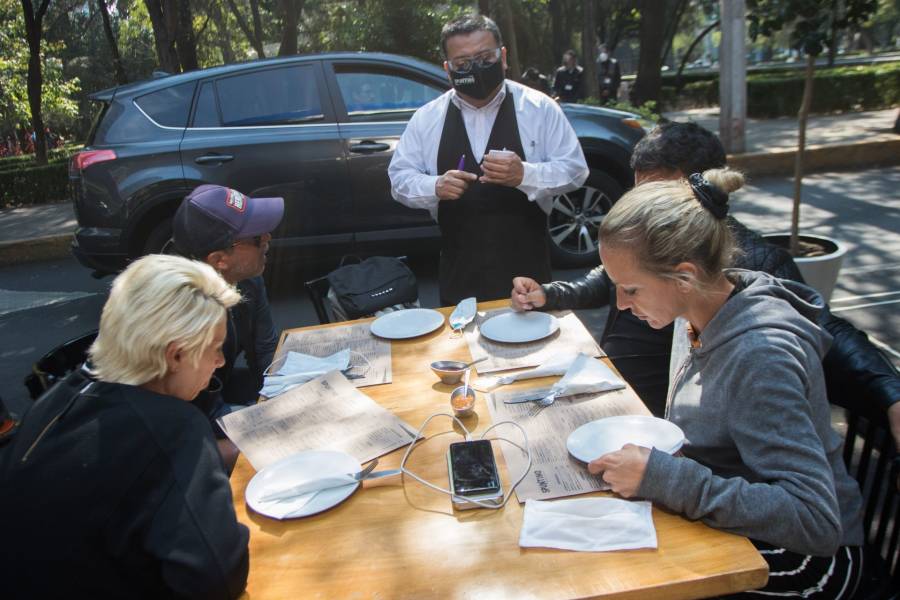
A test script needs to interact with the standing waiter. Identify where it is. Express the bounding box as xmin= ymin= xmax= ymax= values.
xmin=389 ymin=13 xmax=588 ymax=306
